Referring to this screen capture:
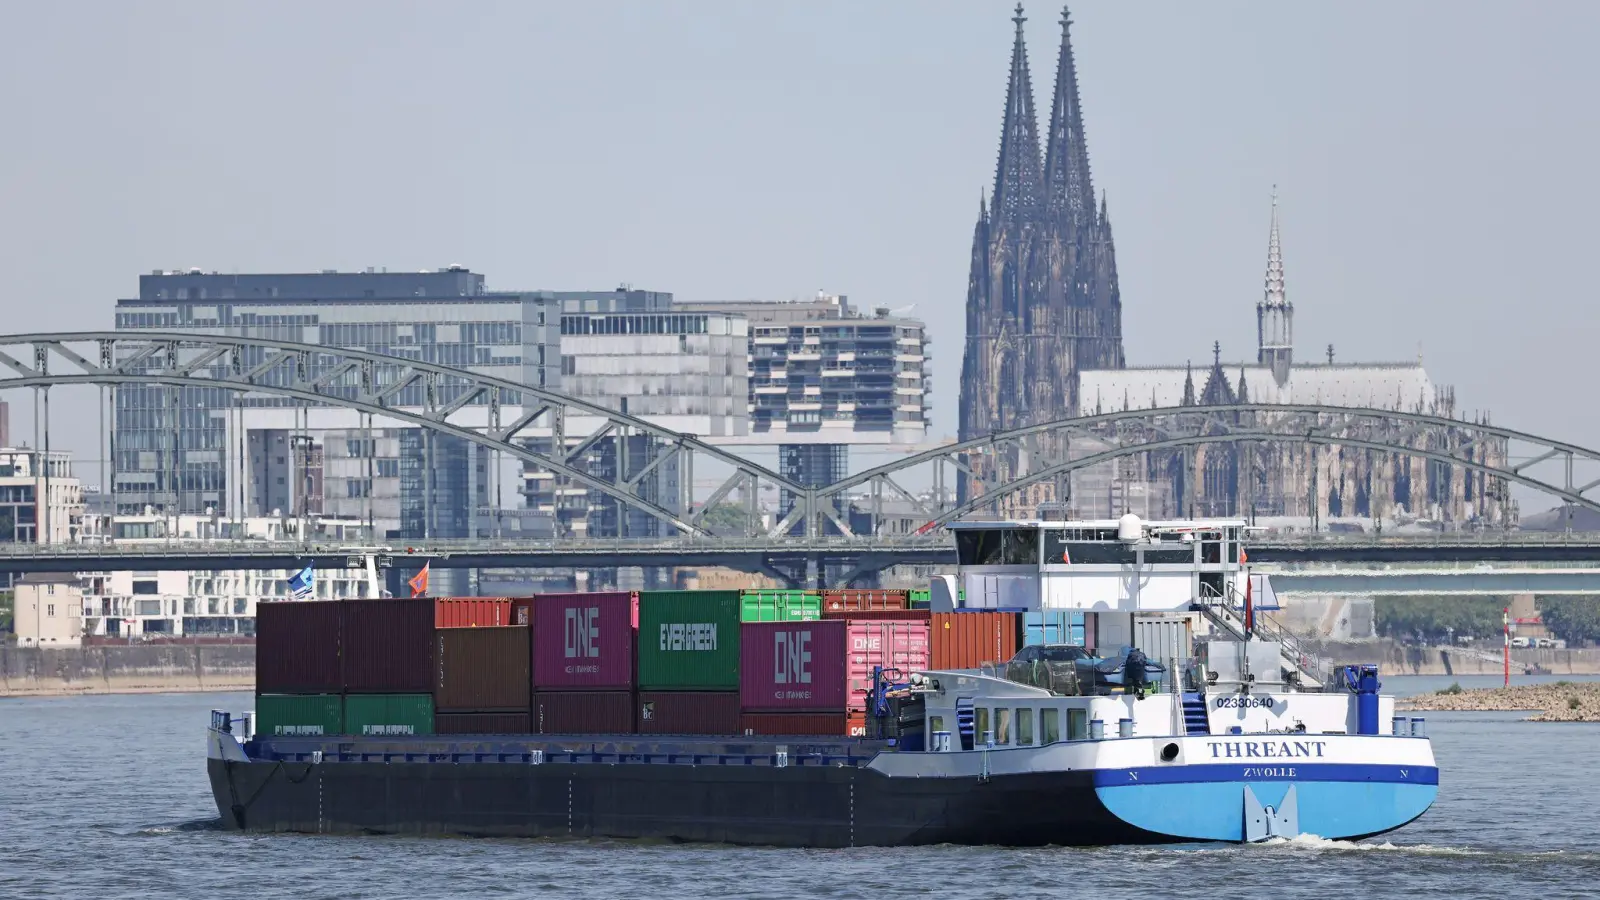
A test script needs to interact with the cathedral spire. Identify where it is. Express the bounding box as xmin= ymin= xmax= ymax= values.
xmin=991 ymin=3 xmax=1045 ymax=227
xmin=1256 ymin=186 xmax=1294 ymax=387
xmin=1043 ymin=4 xmax=1094 ymax=228
xmin=1181 ymin=361 xmax=1195 ymax=406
